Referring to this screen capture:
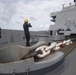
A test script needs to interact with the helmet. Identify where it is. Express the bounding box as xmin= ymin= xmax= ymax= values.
xmin=24 ymin=19 xmax=28 ymax=23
